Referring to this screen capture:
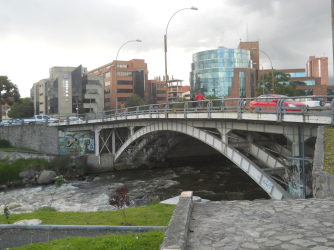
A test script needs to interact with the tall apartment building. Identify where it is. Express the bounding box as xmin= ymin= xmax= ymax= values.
xmin=88 ymin=59 xmax=149 ymax=110
xmin=31 ymin=65 xmax=104 ymax=116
